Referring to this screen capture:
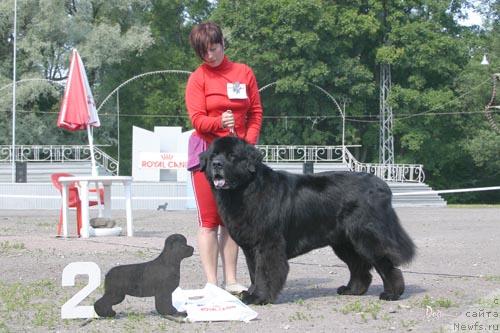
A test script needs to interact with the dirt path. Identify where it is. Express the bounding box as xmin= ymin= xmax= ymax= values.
xmin=0 ymin=207 xmax=499 ymax=332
